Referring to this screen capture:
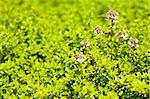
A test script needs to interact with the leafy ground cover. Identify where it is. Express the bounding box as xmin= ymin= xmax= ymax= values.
xmin=0 ymin=0 xmax=150 ymax=98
